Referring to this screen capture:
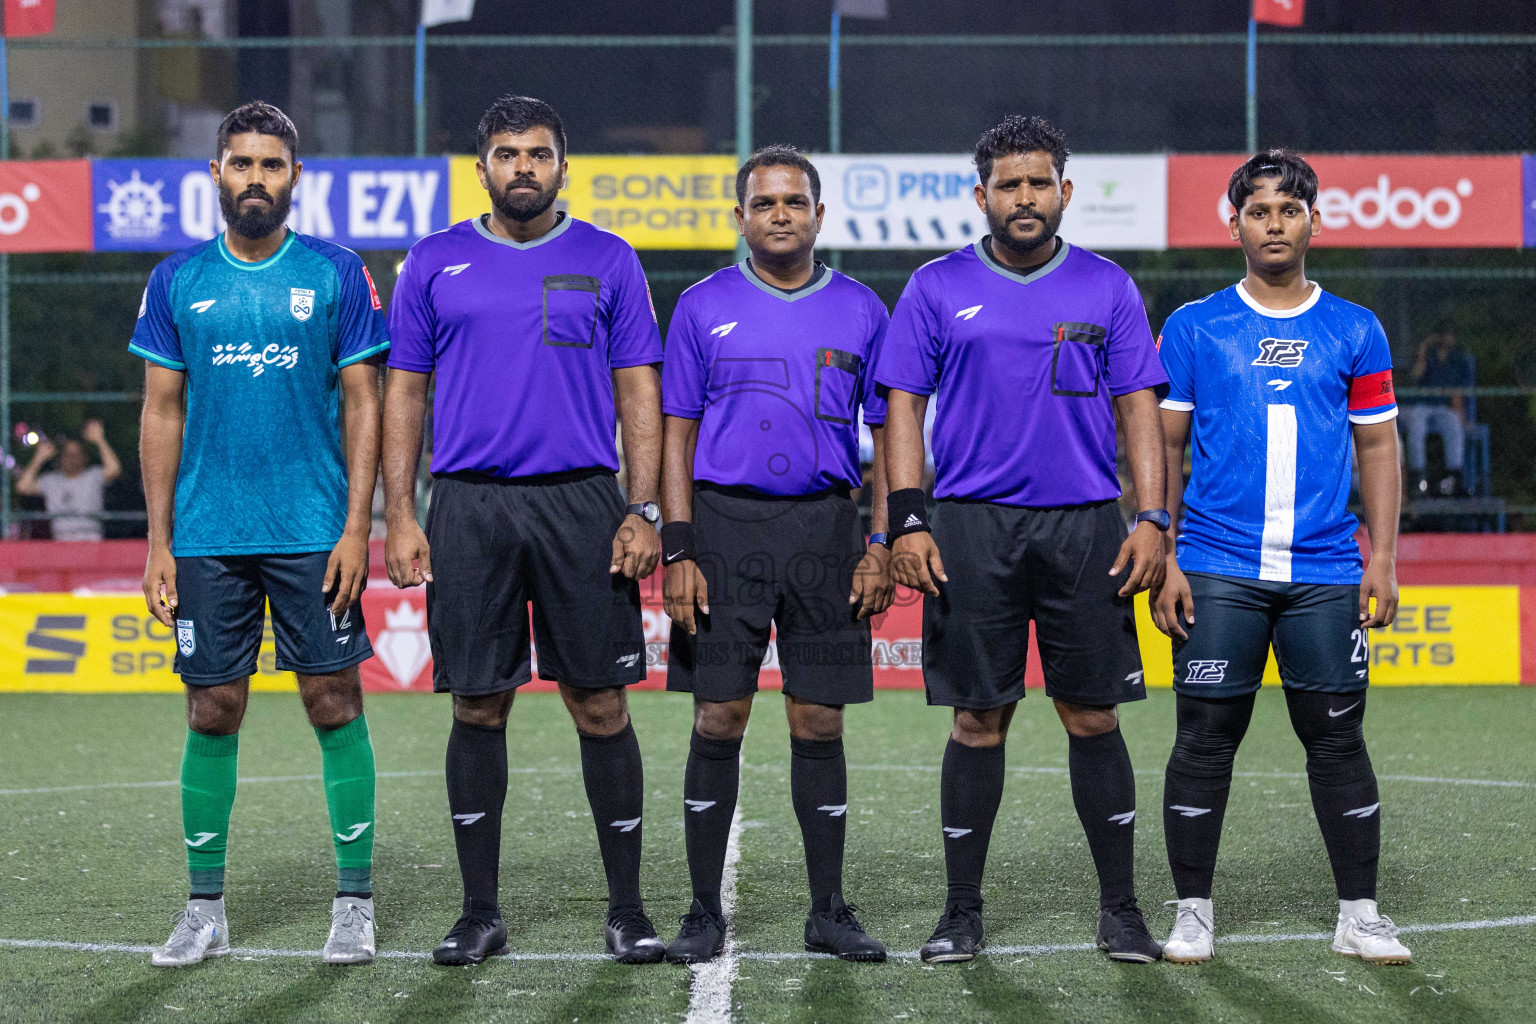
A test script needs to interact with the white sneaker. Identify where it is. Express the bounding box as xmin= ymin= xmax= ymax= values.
xmin=1333 ymin=899 xmax=1412 ymax=964
xmin=1162 ymin=898 xmax=1214 ymax=964
xmin=322 ymin=896 xmax=376 ymax=964
xmin=151 ymin=898 xmax=230 ymax=967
